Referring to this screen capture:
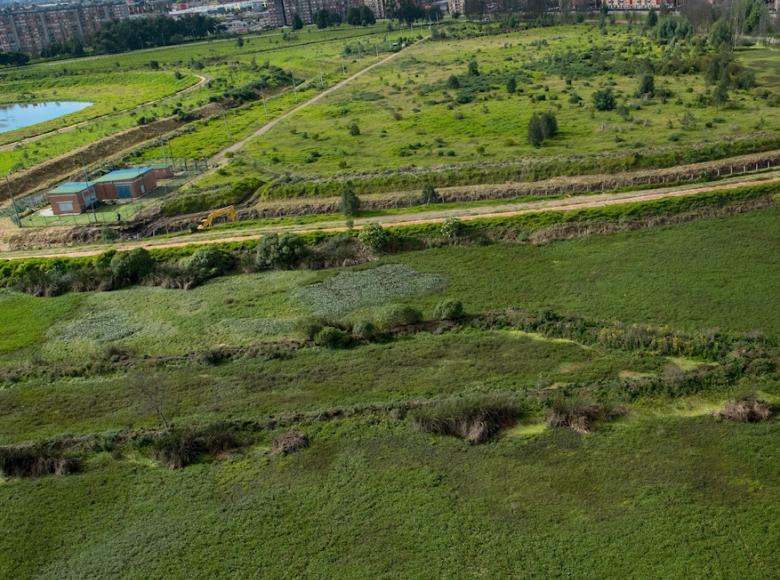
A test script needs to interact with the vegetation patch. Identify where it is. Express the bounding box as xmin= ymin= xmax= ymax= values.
xmin=411 ymin=394 xmax=523 ymax=444
xmin=150 ymin=422 xmax=245 ymax=469
xmin=544 ymin=398 xmax=626 ymax=434
xmin=715 ymin=395 xmax=773 ymax=423
xmin=271 ymin=431 xmax=309 ymax=456
xmin=53 ymin=309 xmax=140 ymax=342
xmin=297 ymin=264 xmax=444 ymax=317
xmin=0 ymin=444 xmax=81 ymax=478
